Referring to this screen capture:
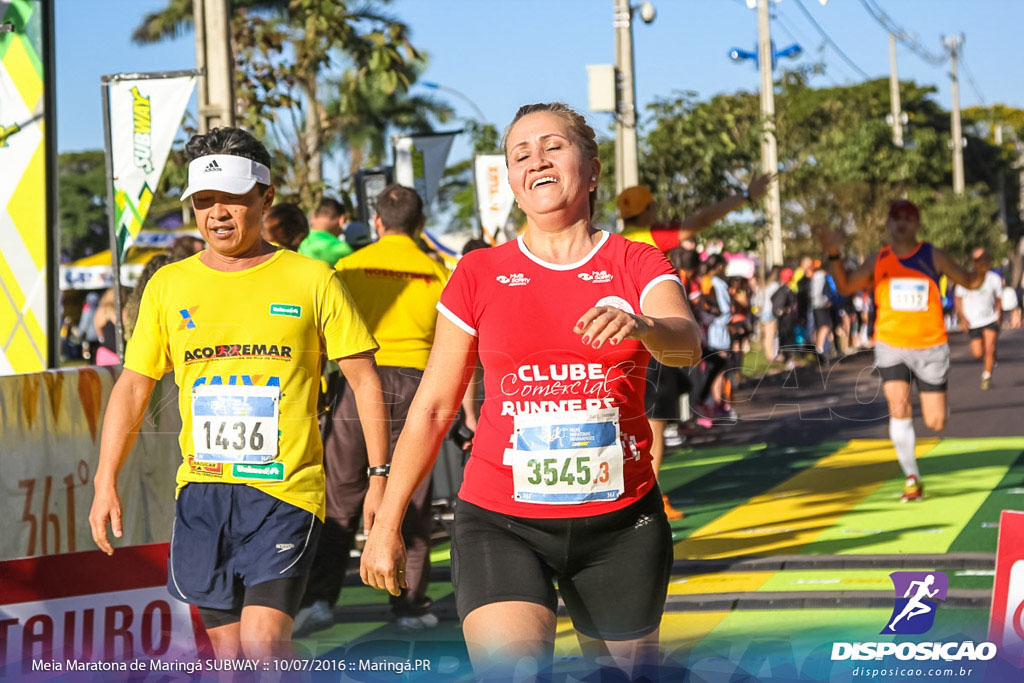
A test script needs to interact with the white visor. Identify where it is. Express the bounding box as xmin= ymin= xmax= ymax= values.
xmin=180 ymin=154 xmax=271 ymax=200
